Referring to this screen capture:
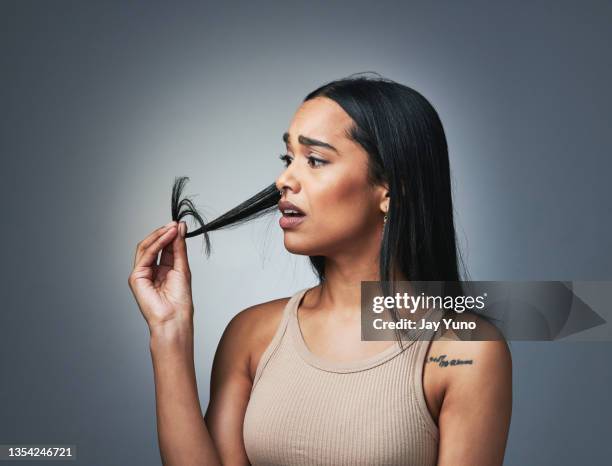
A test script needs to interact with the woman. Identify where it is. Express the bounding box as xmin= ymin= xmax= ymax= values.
xmin=128 ymin=74 xmax=512 ymax=466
